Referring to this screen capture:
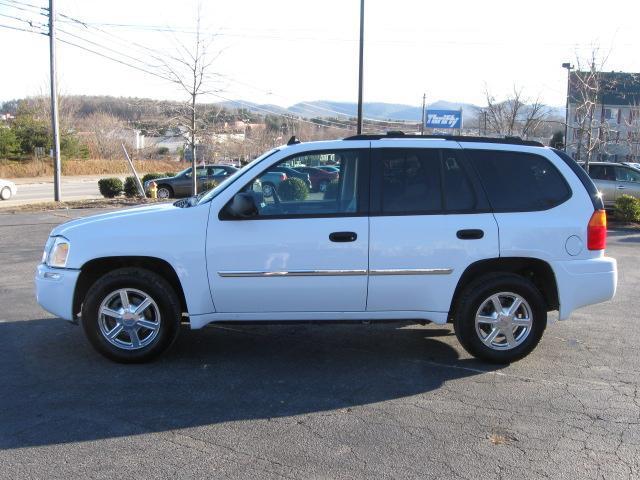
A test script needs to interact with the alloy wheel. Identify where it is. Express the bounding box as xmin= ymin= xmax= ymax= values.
xmin=474 ymin=292 xmax=533 ymax=350
xmin=98 ymin=288 xmax=161 ymax=350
